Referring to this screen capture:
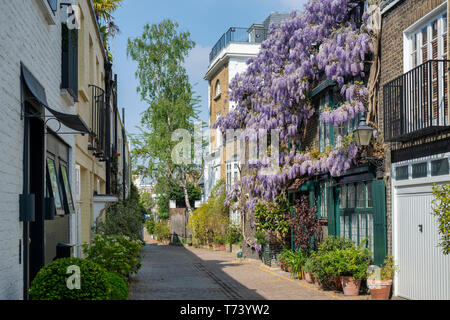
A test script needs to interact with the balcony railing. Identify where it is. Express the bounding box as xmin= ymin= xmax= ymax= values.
xmin=88 ymin=85 xmax=106 ymax=160
xmin=383 ymin=60 xmax=450 ymax=142
xmin=209 ymin=27 xmax=268 ymax=63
